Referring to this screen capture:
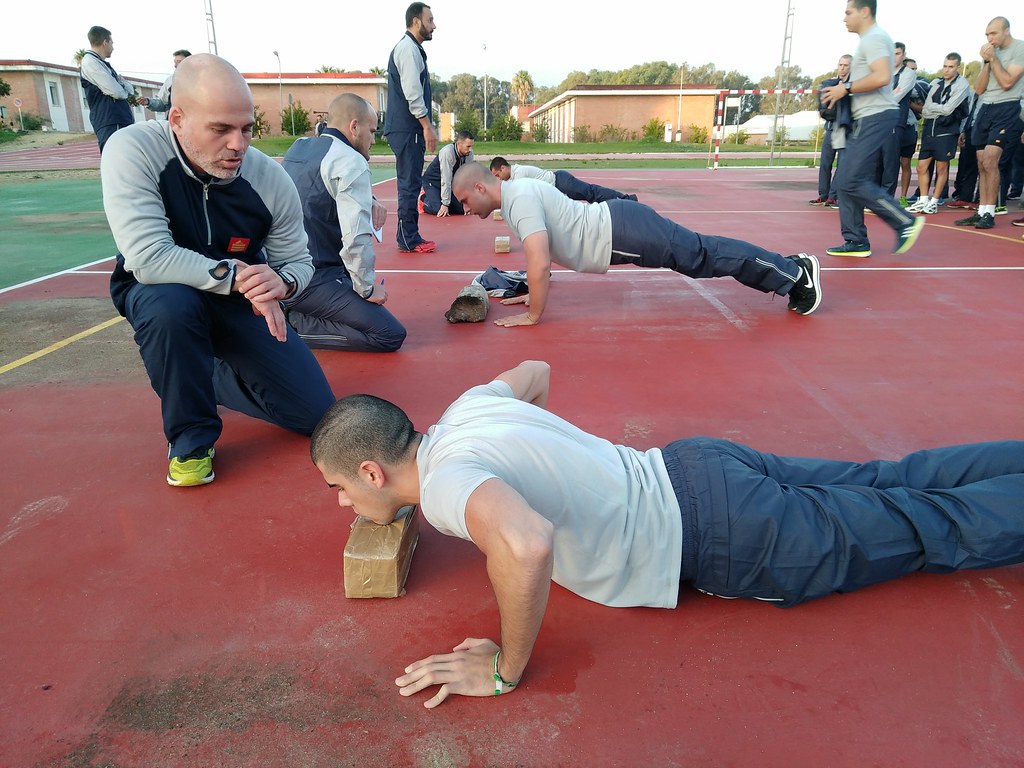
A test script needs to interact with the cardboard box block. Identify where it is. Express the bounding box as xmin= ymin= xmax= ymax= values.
xmin=344 ymin=505 xmax=419 ymax=598
xmin=492 ymin=210 xmax=504 ymax=221
xmin=494 ymin=236 xmax=510 ymax=254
